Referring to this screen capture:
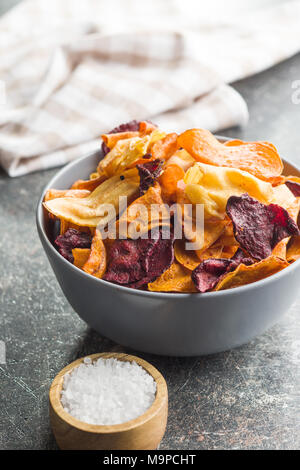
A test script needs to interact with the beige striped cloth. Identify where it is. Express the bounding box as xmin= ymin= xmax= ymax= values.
xmin=1 ymin=0 xmax=300 ymax=177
